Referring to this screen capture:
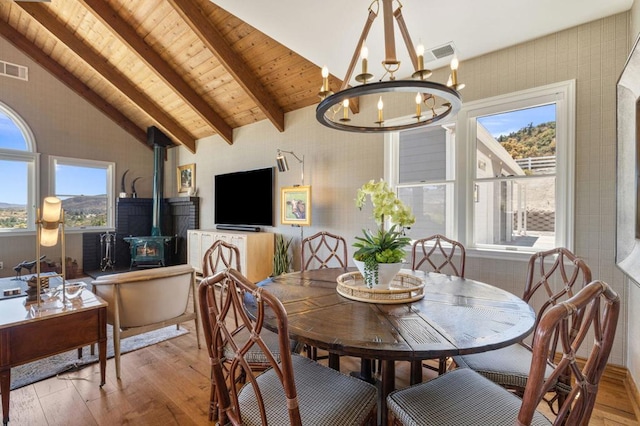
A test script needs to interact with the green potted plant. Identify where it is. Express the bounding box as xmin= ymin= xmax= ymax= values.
xmin=273 ymin=234 xmax=293 ymax=276
xmin=353 ymin=179 xmax=415 ymax=287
